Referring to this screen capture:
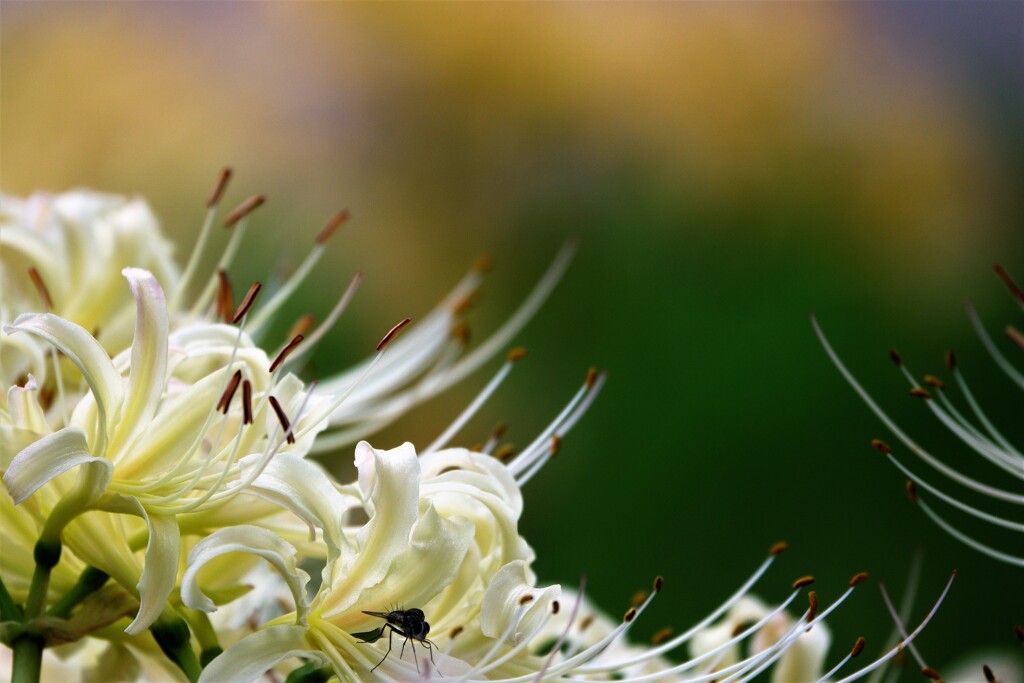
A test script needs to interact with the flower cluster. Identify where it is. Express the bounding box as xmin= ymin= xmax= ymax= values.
xmin=2 ymin=177 xmax=946 ymax=682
